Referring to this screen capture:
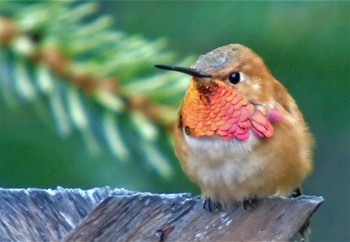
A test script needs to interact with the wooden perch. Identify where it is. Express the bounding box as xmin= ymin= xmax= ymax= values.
xmin=0 ymin=187 xmax=323 ymax=242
